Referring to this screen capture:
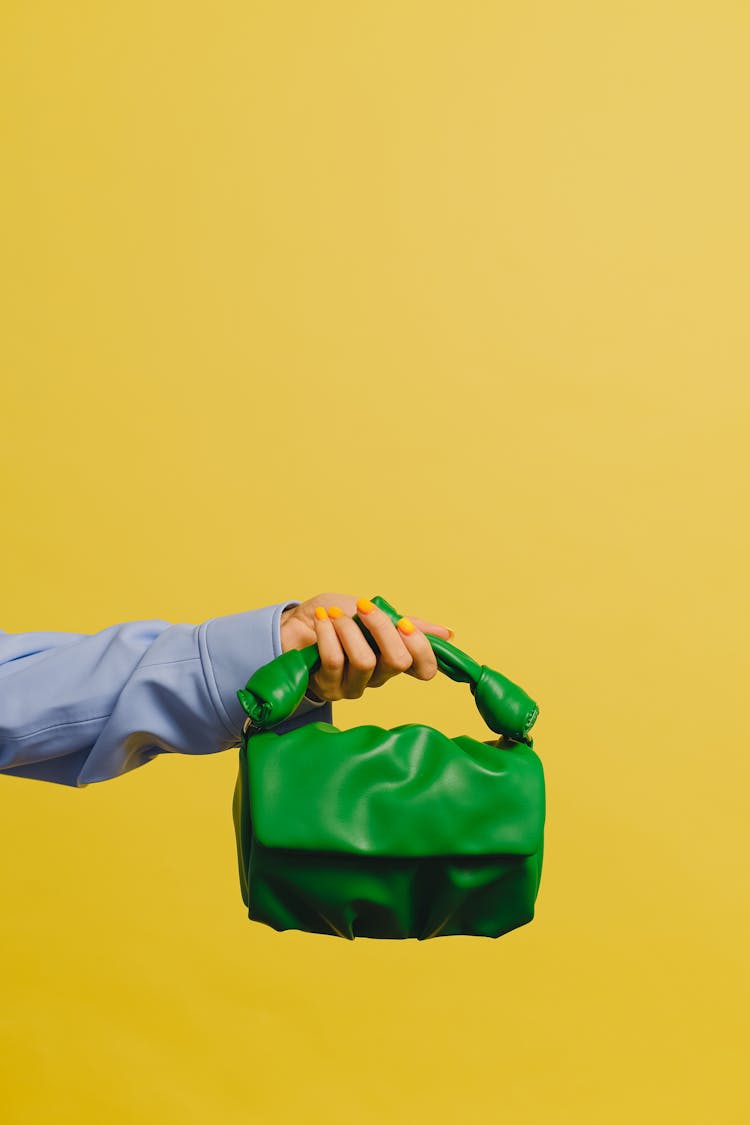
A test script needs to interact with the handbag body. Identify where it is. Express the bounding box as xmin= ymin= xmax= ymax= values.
xmin=233 ymin=596 xmax=544 ymax=941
